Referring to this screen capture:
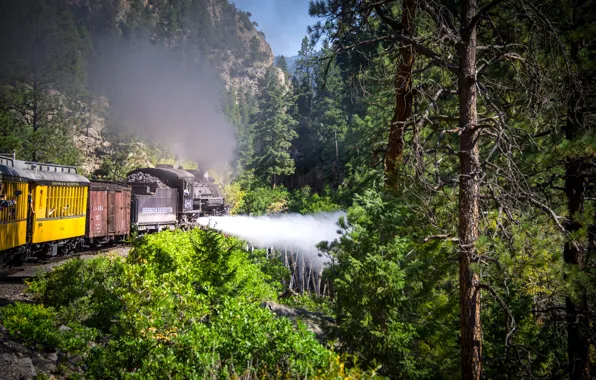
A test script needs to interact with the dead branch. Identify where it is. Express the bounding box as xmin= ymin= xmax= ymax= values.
xmin=423 ymin=234 xmax=459 ymax=243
